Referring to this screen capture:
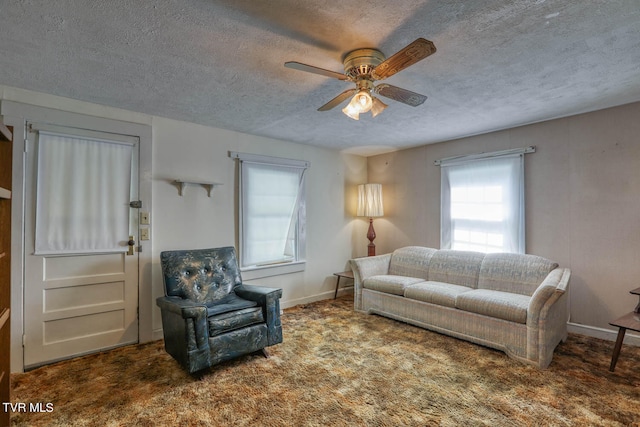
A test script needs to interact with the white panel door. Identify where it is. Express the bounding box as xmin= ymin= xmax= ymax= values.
xmin=23 ymin=125 xmax=139 ymax=369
